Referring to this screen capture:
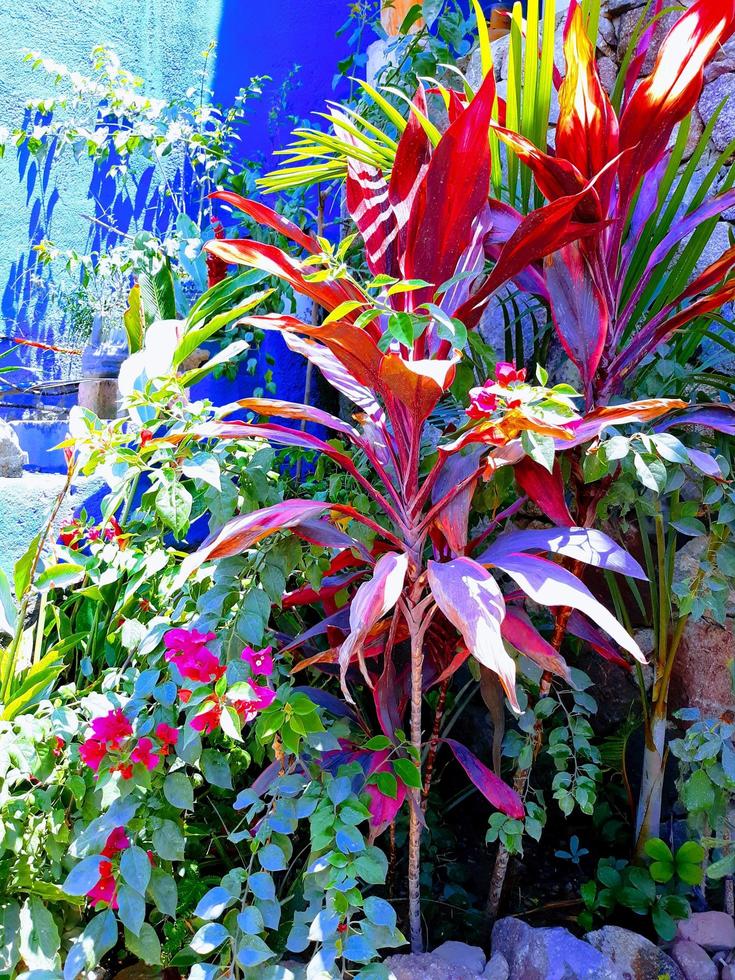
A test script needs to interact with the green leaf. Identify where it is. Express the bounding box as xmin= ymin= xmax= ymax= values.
xmin=707 ymin=853 xmax=735 ymax=880
xmin=19 ymin=896 xmax=60 ymax=971
xmin=652 ymin=904 xmax=677 ymax=942
xmin=681 ymin=769 xmax=715 ymax=812
xmin=152 ymin=820 xmax=185 ymax=861
xmin=375 ymin=772 xmax=398 ymax=799
xmin=393 ymin=758 xmax=422 ymax=790
xmin=164 ymin=772 xmax=194 ymax=810
xmin=643 ymin=838 xmax=673 ymax=863
xmin=117 ymin=883 xmax=145 ymax=936
xmin=14 ymin=532 xmax=41 ymax=599
xmin=201 ymin=749 xmax=233 ymax=790
xmin=63 ymin=910 xmax=117 ymax=980
xmin=124 ymin=923 xmax=161 ymax=965
xmin=190 ymin=922 xmax=229 ymax=954
xmin=148 ymin=868 xmax=178 ymax=916
xmin=0 ymin=566 xmax=17 ymax=634
xmin=123 ymin=284 xmax=144 ymax=354
xmin=154 ymin=477 xmax=192 ymax=537
xmin=120 ymin=845 xmax=152 ymax=895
